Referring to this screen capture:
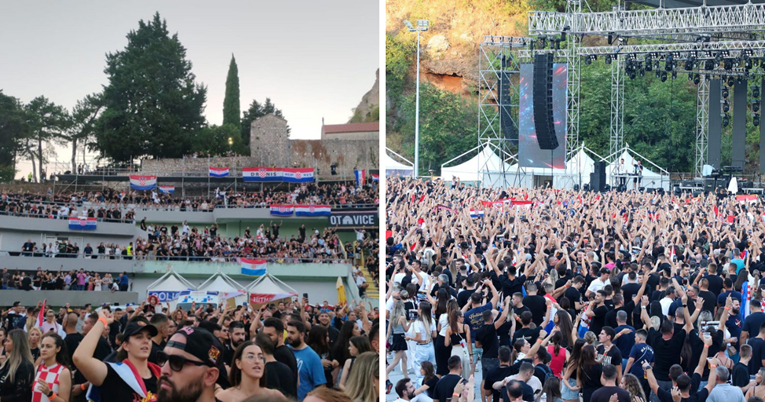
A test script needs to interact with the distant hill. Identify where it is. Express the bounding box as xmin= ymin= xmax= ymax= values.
xmin=349 ymin=69 xmax=380 ymax=123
